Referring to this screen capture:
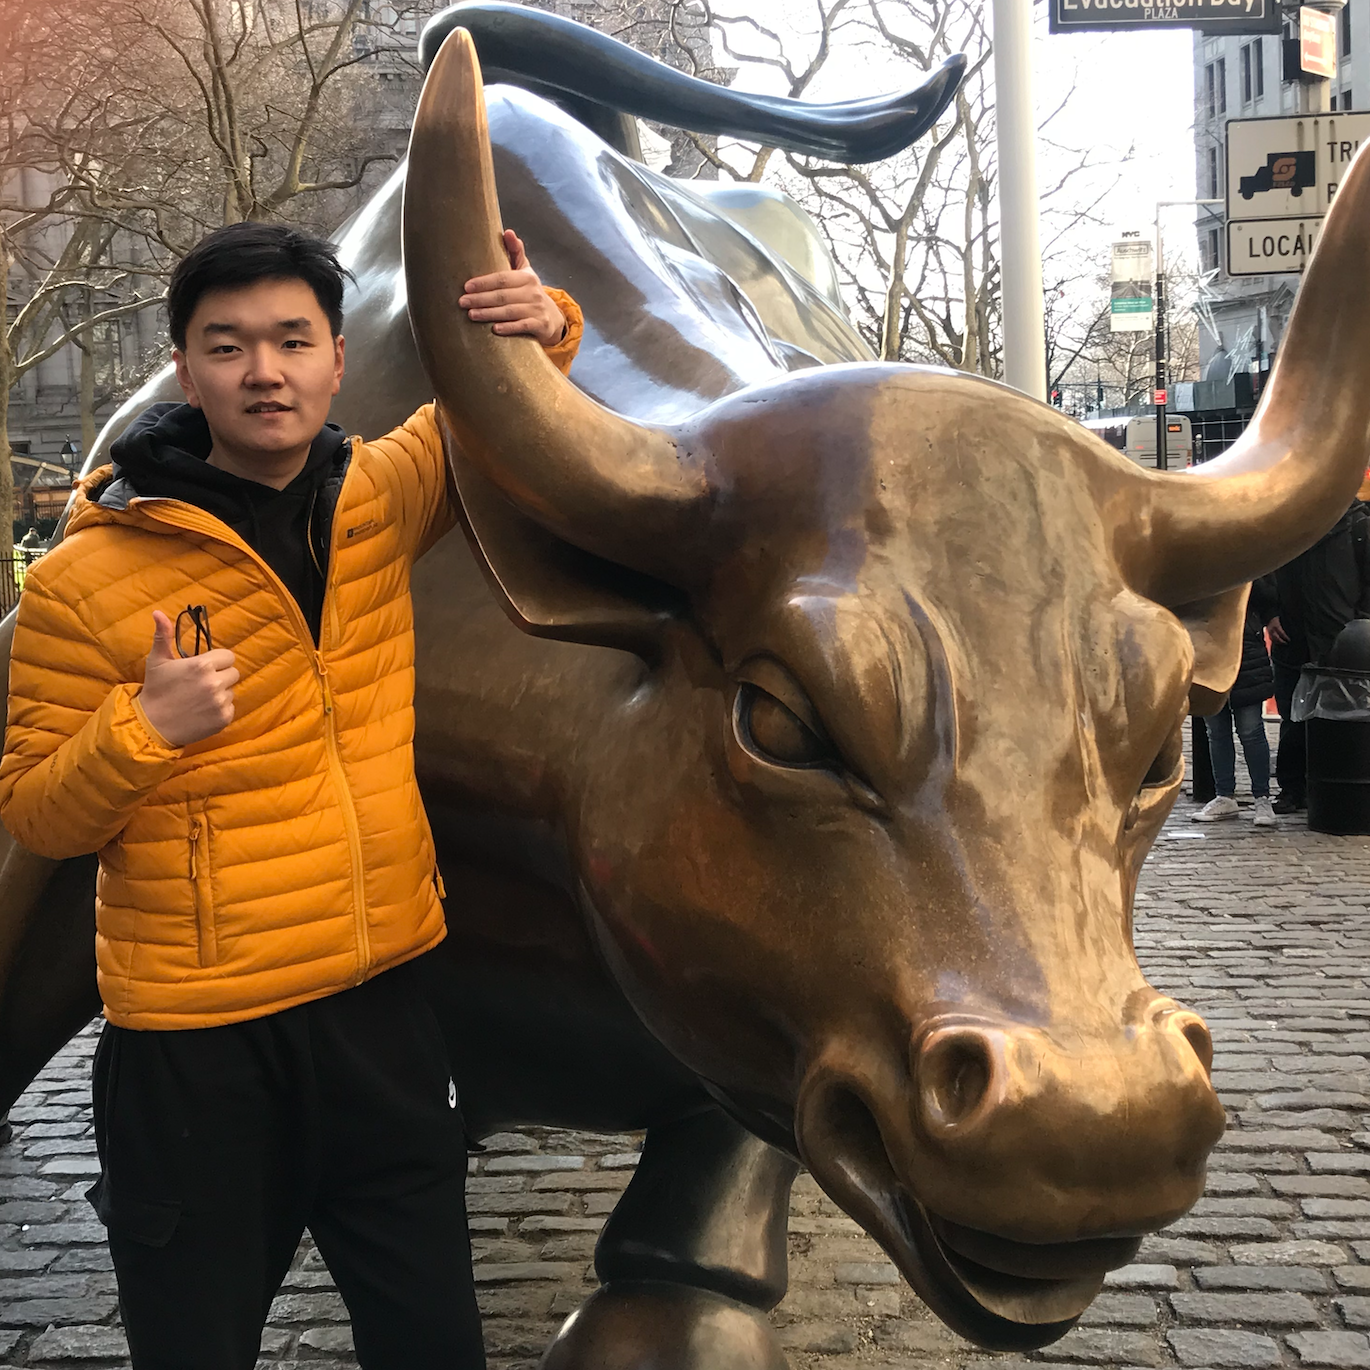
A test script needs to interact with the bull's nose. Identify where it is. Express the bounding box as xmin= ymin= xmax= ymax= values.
xmin=909 ymin=1001 xmax=1225 ymax=1240
xmin=915 ymin=1003 xmax=1216 ymax=1142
